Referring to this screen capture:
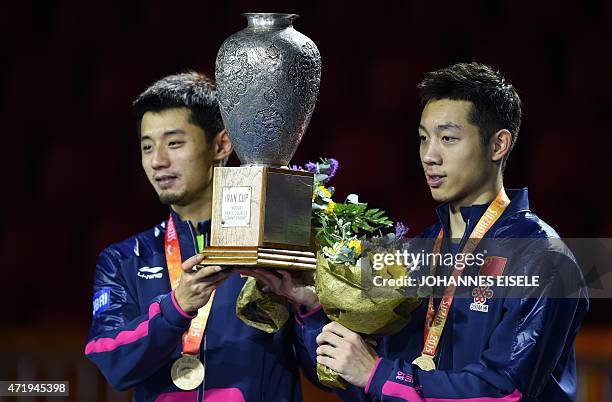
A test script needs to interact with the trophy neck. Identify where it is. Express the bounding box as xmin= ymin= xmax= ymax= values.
xmin=242 ymin=13 xmax=298 ymax=30
xmin=240 ymin=162 xmax=283 ymax=168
